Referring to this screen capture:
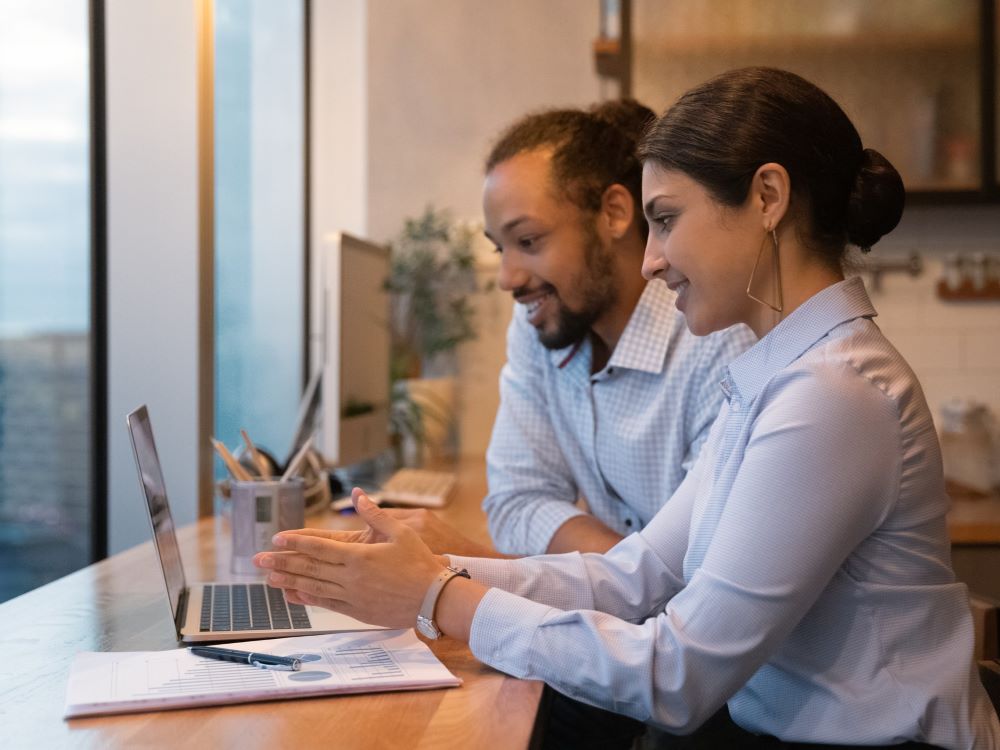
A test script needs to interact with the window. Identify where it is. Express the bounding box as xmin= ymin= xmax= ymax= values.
xmin=0 ymin=0 xmax=100 ymax=601
xmin=214 ymin=0 xmax=306 ymax=474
